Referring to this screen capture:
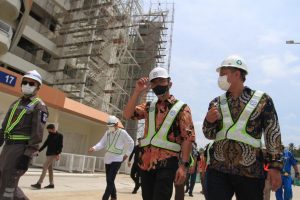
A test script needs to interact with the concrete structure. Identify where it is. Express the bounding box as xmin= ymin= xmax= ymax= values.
xmin=0 ymin=0 xmax=174 ymax=172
